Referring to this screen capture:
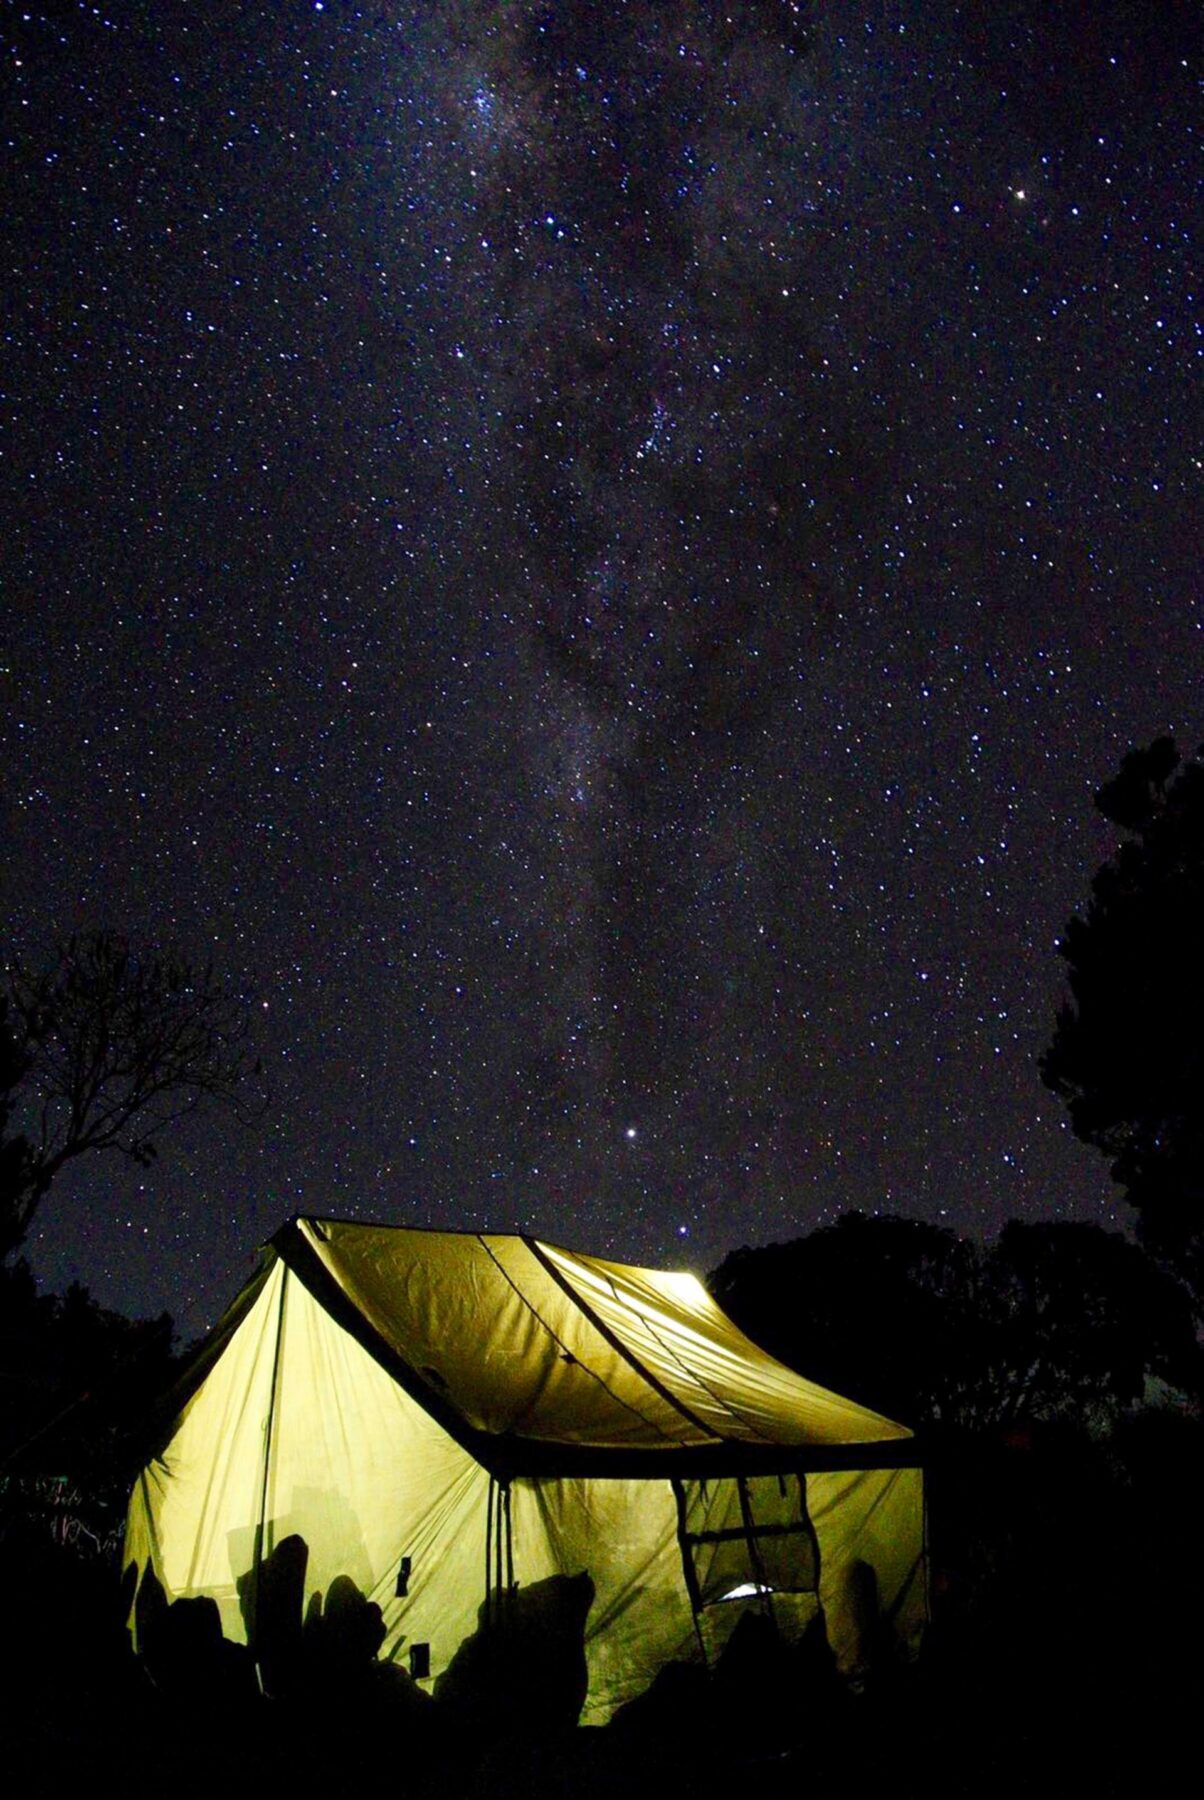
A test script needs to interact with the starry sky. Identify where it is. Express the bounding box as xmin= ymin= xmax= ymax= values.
xmin=4 ymin=1 xmax=1201 ymax=1337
